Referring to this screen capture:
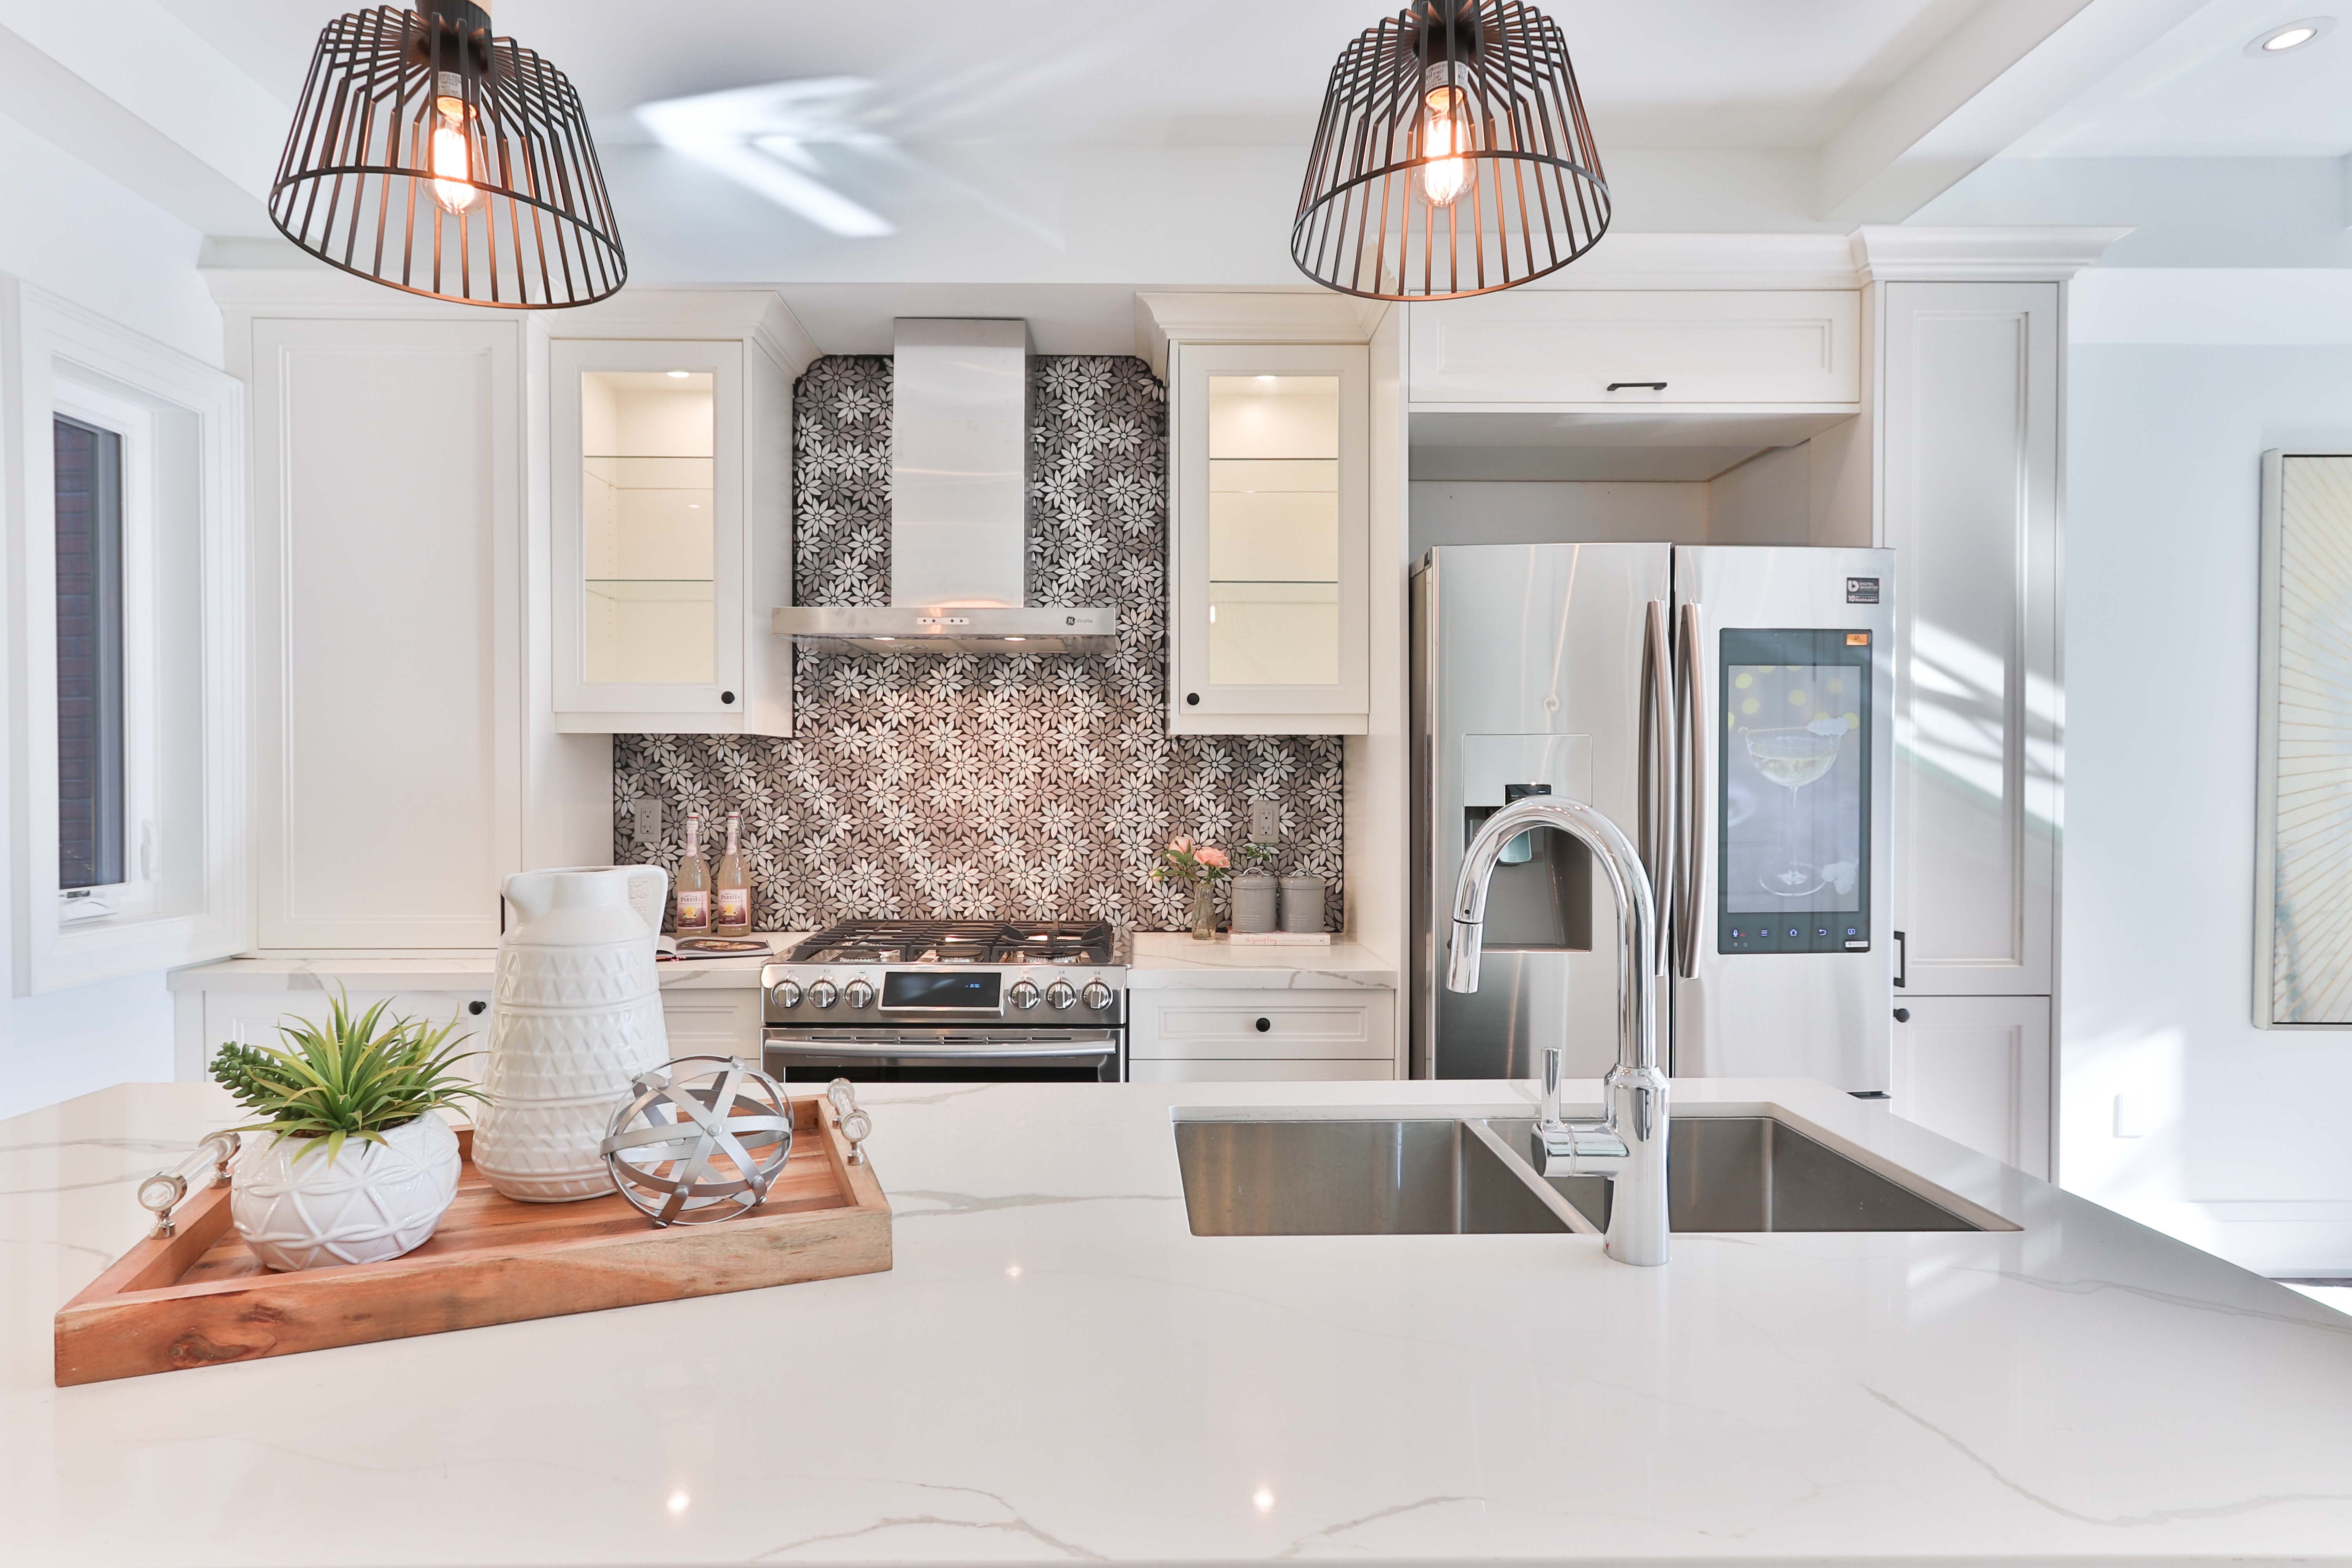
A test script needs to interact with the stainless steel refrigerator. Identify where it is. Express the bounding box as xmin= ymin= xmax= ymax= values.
xmin=1412 ymin=543 xmax=1895 ymax=1092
